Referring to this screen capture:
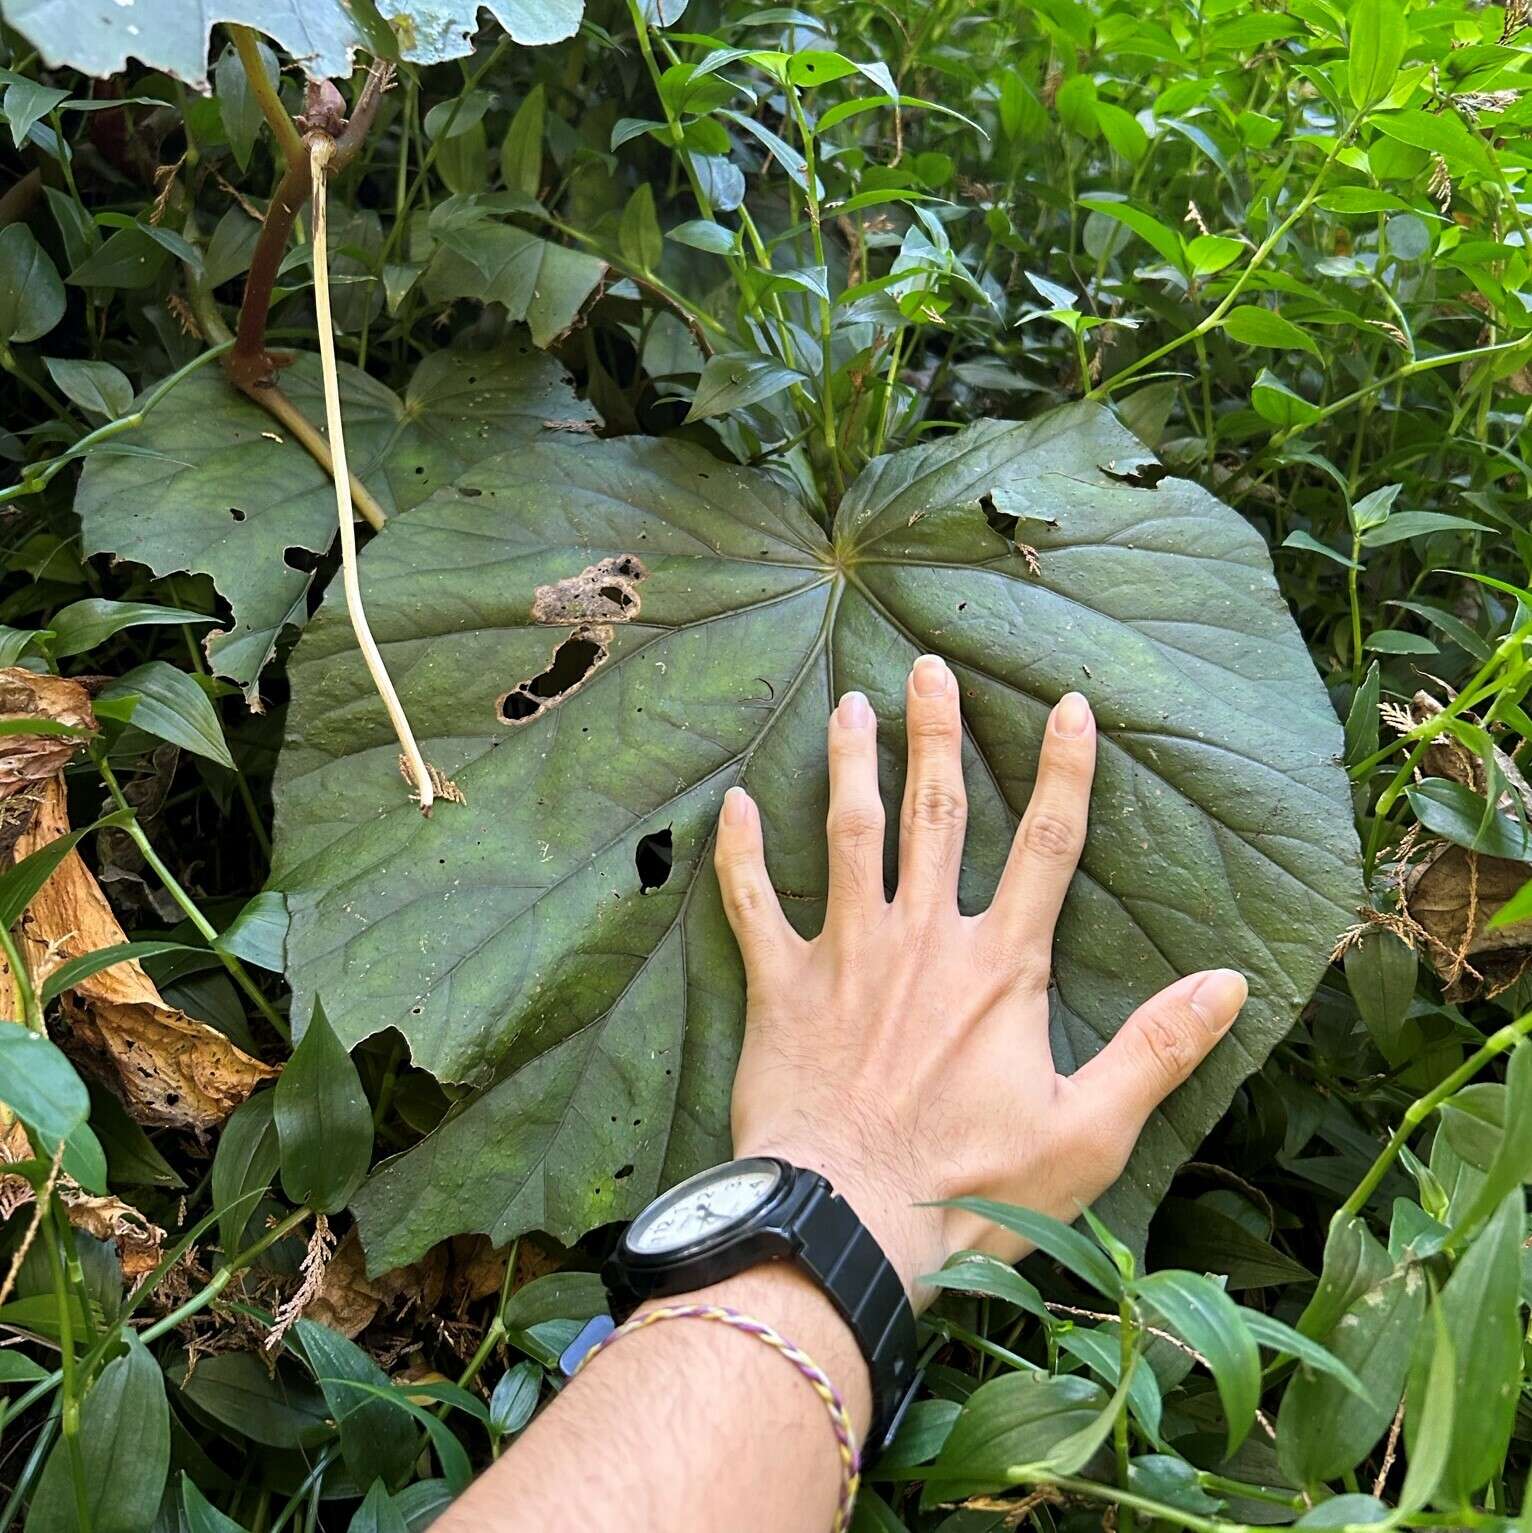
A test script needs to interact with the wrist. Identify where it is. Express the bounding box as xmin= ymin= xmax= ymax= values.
xmin=733 ymin=1135 xmax=949 ymax=1307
